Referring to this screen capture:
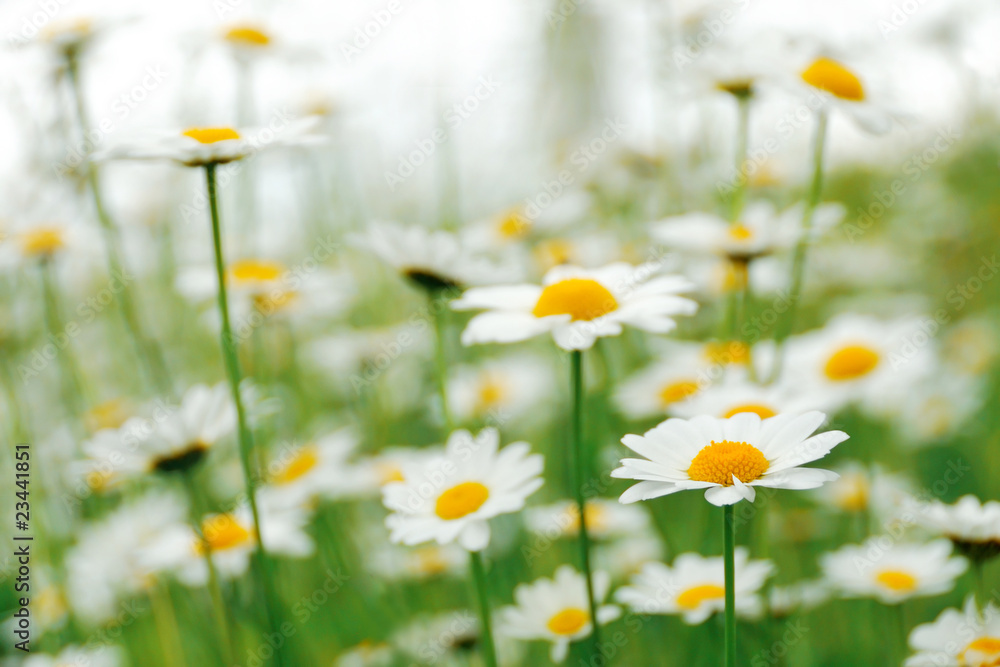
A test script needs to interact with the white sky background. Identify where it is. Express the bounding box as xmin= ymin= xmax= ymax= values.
xmin=1 ymin=0 xmax=998 ymax=228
